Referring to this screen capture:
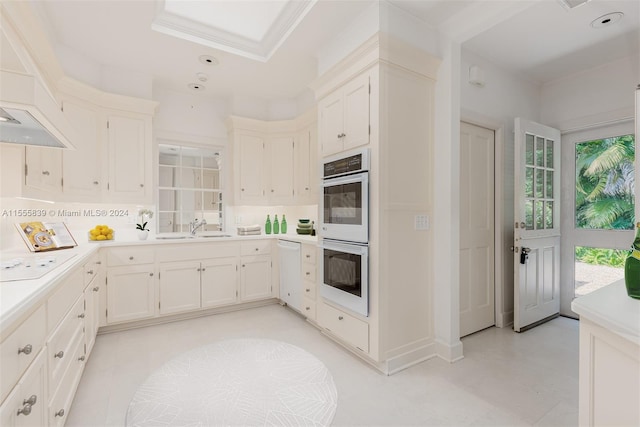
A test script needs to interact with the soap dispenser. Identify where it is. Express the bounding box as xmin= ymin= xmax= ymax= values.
xmin=273 ymin=215 xmax=280 ymax=234
xmin=265 ymin=215 xmax=272 ymax=234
